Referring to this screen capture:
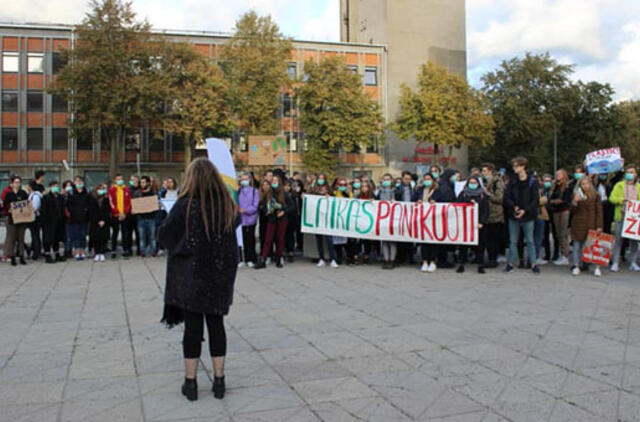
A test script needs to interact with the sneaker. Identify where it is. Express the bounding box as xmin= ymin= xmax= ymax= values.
xmin=316 ymin=259 xmax=326 ymax=267
xmin=571 ymin=266 xmax=580 ymax=276
xmin=535 ymin=258 xmax=548 ymax=266
xmin=330 ymin=260 xmax=339 ymax=268
xmin=238 ymin=262 xmax=245 ymax=268
xmin=594 ymin=267 xmax=602 ymax=277
xmin=428 ymin=262 xmax=437 ymax=272
xmin=94 ymin=255 xmax=100 ymax=262
xmin=497 ymin=255 xmax=507 ymax=264
xmin=532 ymin=265 xmax=540 ymax=274
xmin=266 ymin=257 xmax=272 ymax=265
xmin=247 ymin=262 xmax=255 ymax=268
xmin=420 ymin=262 xmax=429 ymax=273
xmin=610 ymin=262 xmax=620 ymax=272
xmin=630 ymin=262 xmax=640 ymax=272
xmin=553 ymin=256 xmax=569 ymax=266
xmin=504 ymin=264 xmax=514 ymax=273
xmin=74 ymin=254 xmax=80 ymax=260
